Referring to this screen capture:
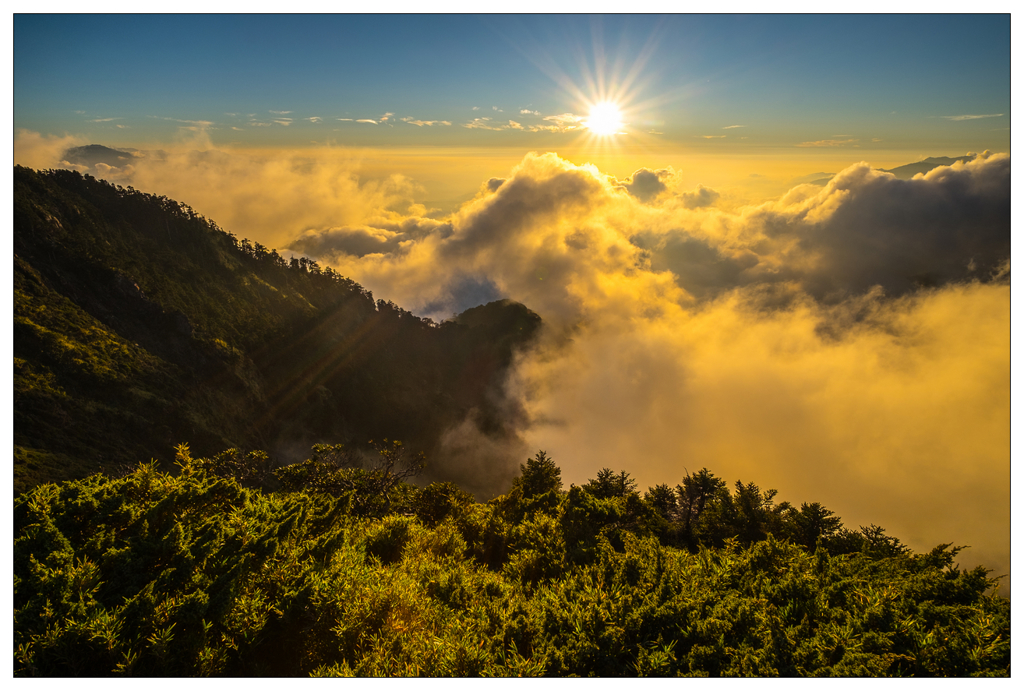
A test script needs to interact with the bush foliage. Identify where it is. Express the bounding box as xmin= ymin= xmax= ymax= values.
xmin=14 ymin=448 xmax=1009 ymax=677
